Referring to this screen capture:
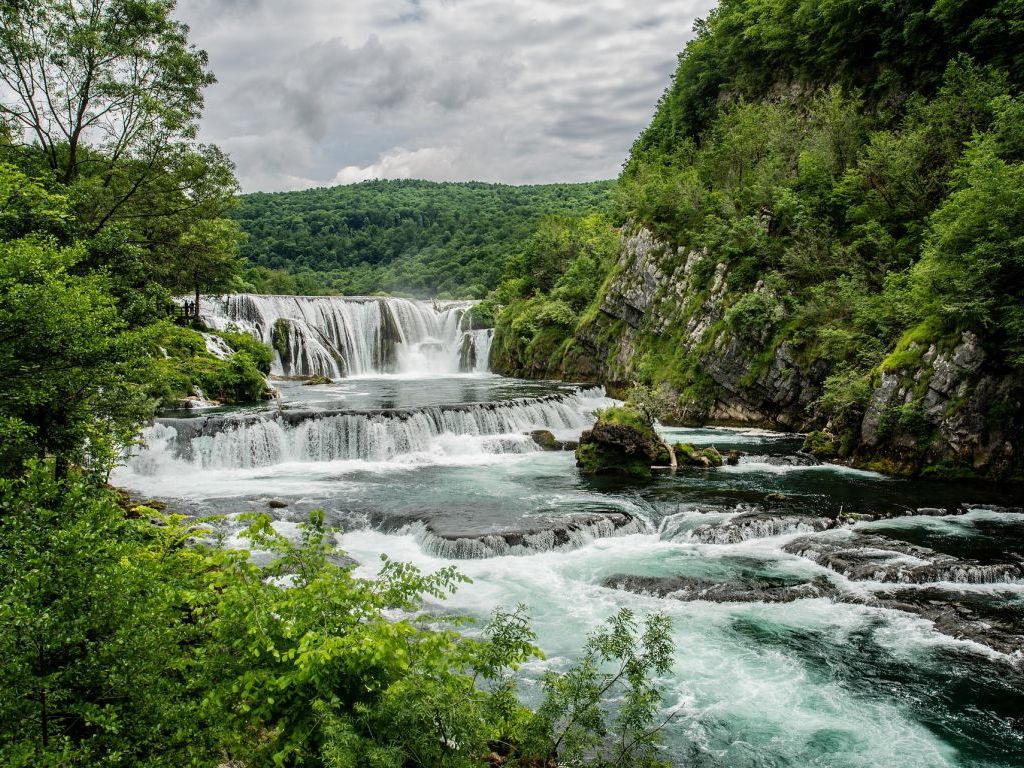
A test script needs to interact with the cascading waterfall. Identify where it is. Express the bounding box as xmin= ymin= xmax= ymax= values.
xmin=128 ymin=388 xmax=610 ymax=473
xmin=199 ymin=293 xmax=488 ymax=377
